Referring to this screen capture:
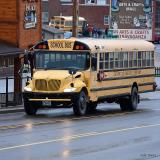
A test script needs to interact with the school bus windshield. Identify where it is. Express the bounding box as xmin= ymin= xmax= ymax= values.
xmin=35 ymin=51 xmax=90 ymax=70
